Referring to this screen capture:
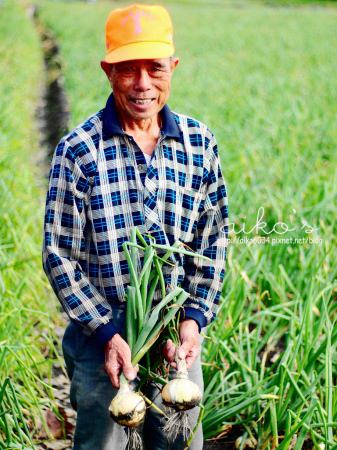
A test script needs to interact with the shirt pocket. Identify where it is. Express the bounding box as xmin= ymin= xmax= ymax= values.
xmin=157 ymin=179 xmax=205 ymax=244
